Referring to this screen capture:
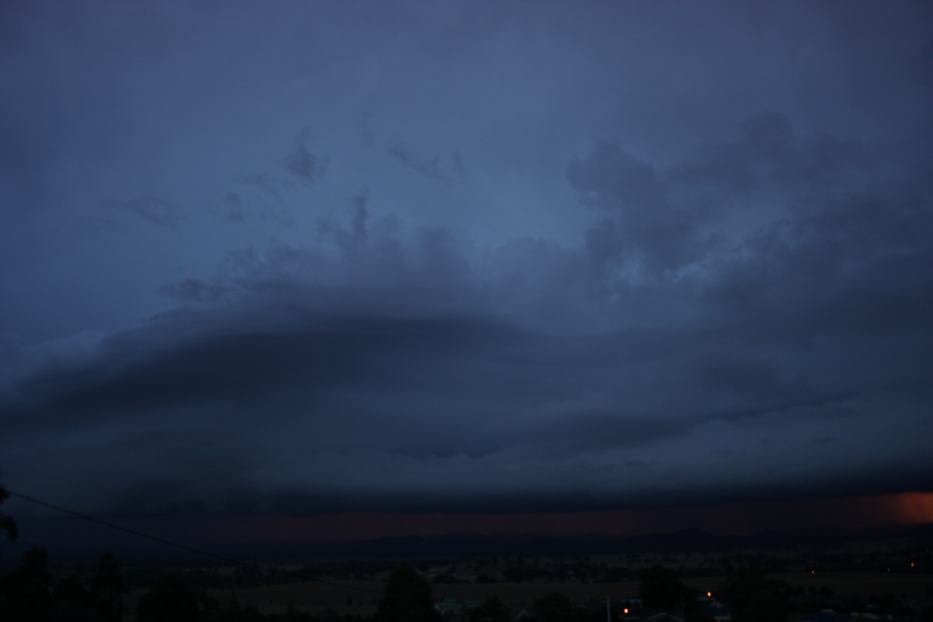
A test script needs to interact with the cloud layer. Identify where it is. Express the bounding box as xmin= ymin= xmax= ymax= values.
xmin=1 ymin=1 xmax=932 ymax=517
